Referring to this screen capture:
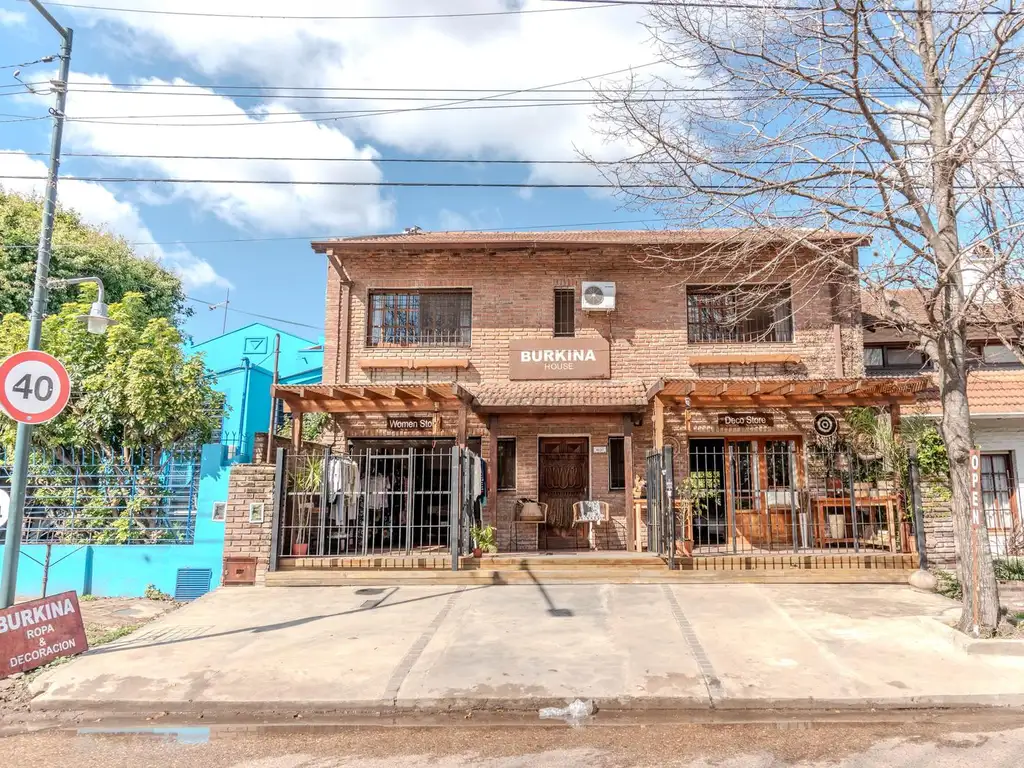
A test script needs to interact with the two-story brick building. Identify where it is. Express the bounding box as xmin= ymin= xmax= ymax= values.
xmin=250 ymin=229 xmax=926 ymax=575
